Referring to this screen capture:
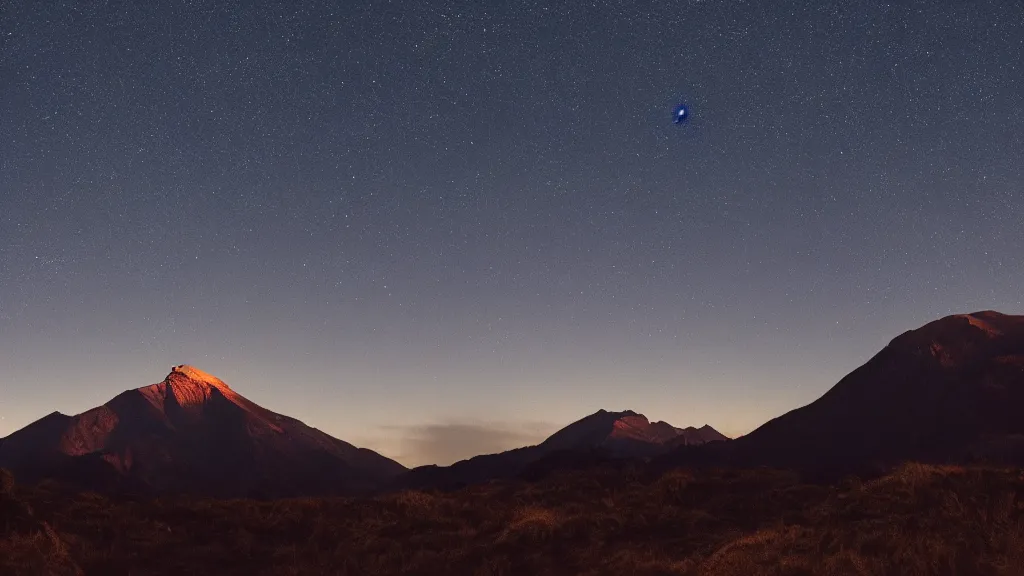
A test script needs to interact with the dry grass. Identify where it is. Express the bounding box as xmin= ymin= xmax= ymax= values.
xmin=2 ymin=463 xmax=1024 ymax=575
